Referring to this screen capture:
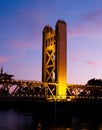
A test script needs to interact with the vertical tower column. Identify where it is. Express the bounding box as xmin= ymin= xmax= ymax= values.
xmin=42 ymin=26 xmax=55 ymax=82
xmin=55 ymin=20 xmax=67 ymax=99
xmin=42 ymin=20 xmax=67 ymax=99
